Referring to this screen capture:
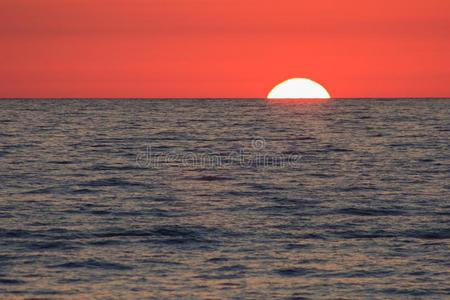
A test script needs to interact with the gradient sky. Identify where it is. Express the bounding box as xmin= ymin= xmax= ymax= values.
xmin=1 ymin=0 xmax=449 ymax=98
